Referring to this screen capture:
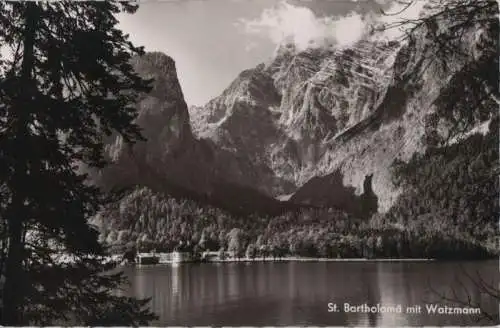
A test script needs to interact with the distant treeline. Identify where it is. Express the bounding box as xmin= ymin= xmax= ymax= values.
xmin=94 ymin=127 xmax=498 ymax=260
